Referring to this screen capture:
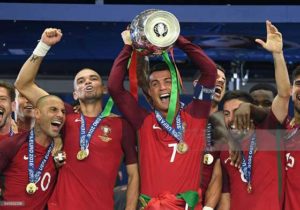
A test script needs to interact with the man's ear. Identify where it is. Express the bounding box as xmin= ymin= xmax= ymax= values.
xmin=193 ymin=79 xmax=198 ymax=87
xmin=73 ymin=91 xmax=78 ymax=100
xmin=34 ymin=108 xmax=40 ymax=120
